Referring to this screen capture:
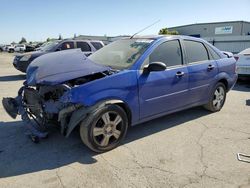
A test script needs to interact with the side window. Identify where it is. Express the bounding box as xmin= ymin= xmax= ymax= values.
xmin=61 ymin=42 xmax=74 ymax=50
xmin=76 ymin=42 xmax=91 ymax=52
xmin=149 ymin=40 xmax=183 ymax=67
xmin=91 ymin=42 xmax=103 ymax=50
xmin=205 ymin=44 xmax=221 ymax=60
xmin=184 ymin=40 xmax=209 ymax=63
